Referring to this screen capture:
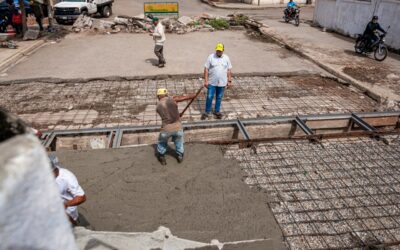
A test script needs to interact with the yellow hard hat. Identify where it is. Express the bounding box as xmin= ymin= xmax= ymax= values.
xmin=215 ymin=43 xmax=224 ymax=51
xmin=157 ymin=88 xmax=168 ymax=96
